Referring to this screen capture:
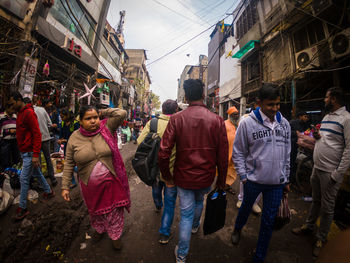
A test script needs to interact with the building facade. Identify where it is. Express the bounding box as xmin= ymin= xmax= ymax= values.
xmin=230 ymin=0 xmax=350 ymax=119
